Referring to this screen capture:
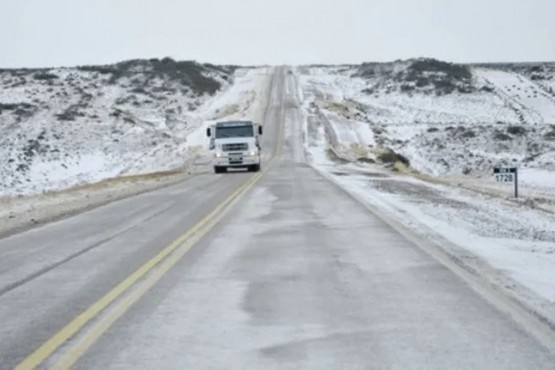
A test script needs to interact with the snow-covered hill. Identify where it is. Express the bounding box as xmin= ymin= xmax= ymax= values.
xmin=299 ymin=59 xmax=555 ymax=179
xmin=298 ymin=61 xmax=555 ymax=315
xmin=2 ymin=57 xmax=554 ymax=197
xmin=0 ymin=58 xmax=240 ymax=196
